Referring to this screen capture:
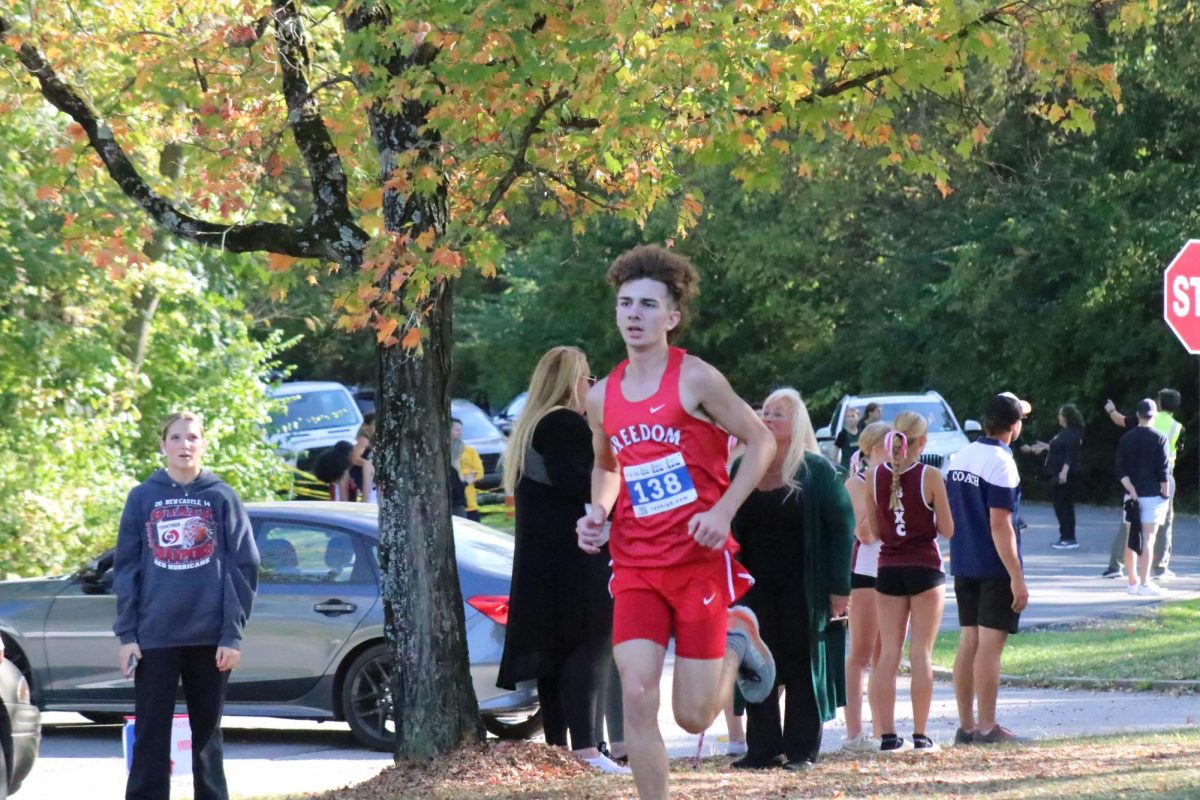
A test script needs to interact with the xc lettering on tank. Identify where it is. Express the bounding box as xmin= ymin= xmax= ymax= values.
xmin=622 ymin=453 xmax=698 ymax=517
xmin=892 ymin=486 xmax=907 ymax=537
